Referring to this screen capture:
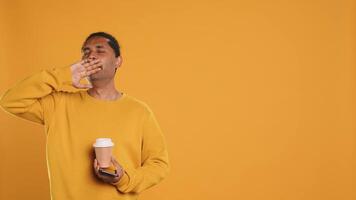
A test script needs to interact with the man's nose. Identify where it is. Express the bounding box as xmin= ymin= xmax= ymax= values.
xmin=88 ymin=54 xmax=98 ymax=60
